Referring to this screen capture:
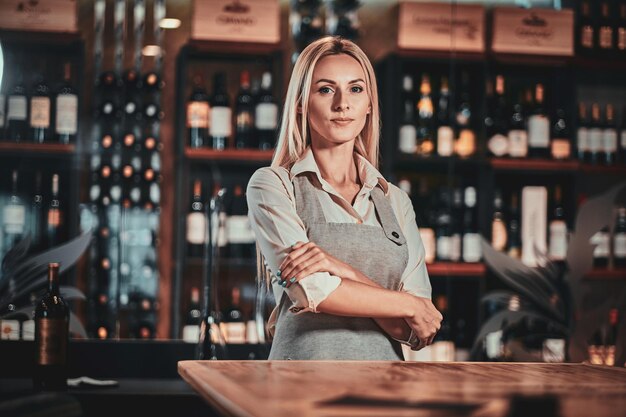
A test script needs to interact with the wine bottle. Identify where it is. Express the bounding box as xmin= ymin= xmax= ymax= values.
xmin=187 ymin=75 xmax=210 ymax=148
xmin=486 ymin=75 xmax=509 ymax=158
xmin=182 ymin=287 xmax=202 ymax=343
xmin=578 ymin=0 xmax=595 ymax=54
xmin=588 ymin=103 xmax=603 ymax=165
xmin=435 ymin=188 xmax=452 ymax=262
xmin=255 ymin=71 xmax=278 ymax=151
xmin=2 ymin=170 xmax=26 ymax=254
xmin=34 ymin=263 xmax=69 ymax=391
xmin=46 ymin=174 xmax=62 ymax=248
xmin=209 ymin=72 xmax=231 ymax=150
xmin=618 ymin=1 xmax=626 ymax=54
xmin=226 ymin=184 xmax=255 ymax=260
xmin=30 ymin=171 xmax=44 ymax=252
xmin=454 ymin=71 xmax=475 ymax=158
xmin=30 ymin=73 xmax=52 ymax=144
xmin=548 ymin=185 xmax=568 ymax=267
xmin=462 ymin=186 xmax=482 ymax=263
xmin=221 ymin=286 xmax=246 ymax=344
xmin=508 ymin=91 xmax=529 ymax=158
xmin=436 ymin=76 xmax=454 ymax=157
xmin=613 ymin=206 xmax=626 ymax=268
xmin=507 ymin=192 xmax=522 ymax=260
xmin=416 ymin=73 xmax=434 ymax=157
xmin=449 ymin=188 xmax=463 ymax=262
xmin=598 ymin=1 xmax=615 ymax=54
xmin=415 ymin=178 xmax=436 ymax=264
xmin=187 ymin=179 xmax=207 ymax=258
xmin=6 ymin=75 xmax=28 ymax=142
xmin=431 ymin=295 xmax=455 ymax=361
xmin=398 ymin=75 xmax=417 ymax=154
xmin=551 ymin=108 xmax=571 ymax=160
xmin=576 ymin=102 xmax=590 ymax=163
xmin=602 ymin=103 xmax=617 ymax=165
xmin=491 ymin=189 xmax=507 ymax=252
xmin=527 ymin=83 xmax=550 ymax=159
xmin=592 ymin=226 xmax=610 ymax=268
xmin=55 ymin=63 xmax=78 ymax=144
xmin=234 ymin=70 xmax=255 ymax=149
